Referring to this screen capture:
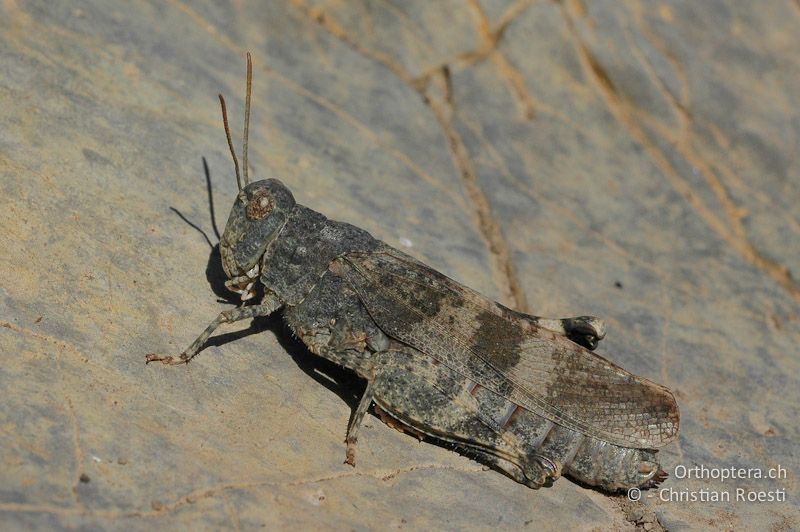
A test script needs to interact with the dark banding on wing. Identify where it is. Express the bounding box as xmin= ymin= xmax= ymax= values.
xmin=470 ymin=310 xmax=524 ymax=372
